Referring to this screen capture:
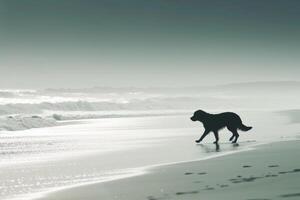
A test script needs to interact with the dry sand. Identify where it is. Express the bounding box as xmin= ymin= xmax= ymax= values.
xmin=37 ymin=140 xmax=300 ymax=200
